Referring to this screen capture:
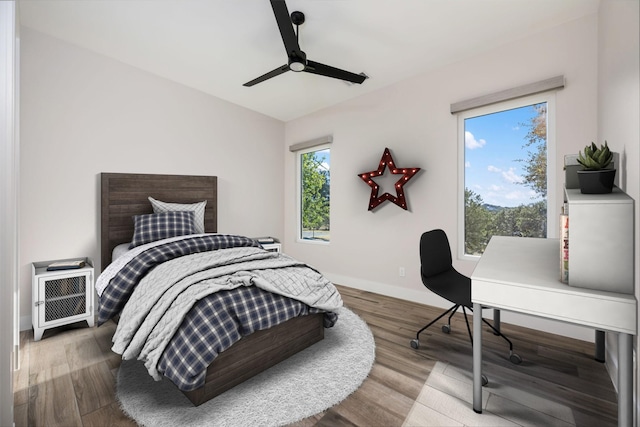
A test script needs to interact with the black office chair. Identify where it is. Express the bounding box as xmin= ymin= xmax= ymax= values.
xmin=410 ymin=229 xmax=521 ymax=367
